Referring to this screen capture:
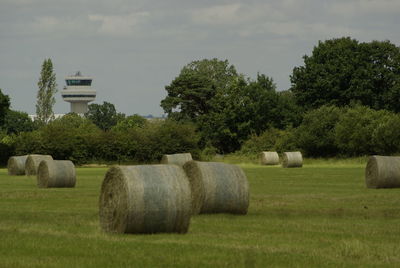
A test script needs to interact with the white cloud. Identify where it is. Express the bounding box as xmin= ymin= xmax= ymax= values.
xmin=331 ymin=0 xmax=400 ymax=16
xmin=30 ymin=16 xmax=86 ymax=34
xmin=88 ymin=12 xmax=150 ymax=36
